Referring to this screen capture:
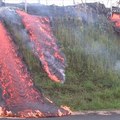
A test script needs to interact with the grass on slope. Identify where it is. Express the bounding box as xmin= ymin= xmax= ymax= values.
xmin=40 ymin=17 xmax=120 ymax=111
xmin=5 ymin=15 xmax=120 ymax=111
